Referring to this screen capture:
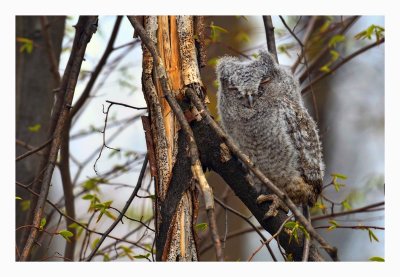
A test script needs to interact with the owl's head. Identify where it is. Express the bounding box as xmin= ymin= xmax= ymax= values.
xmin=216 ymin=50 xmax=298 ymax=108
